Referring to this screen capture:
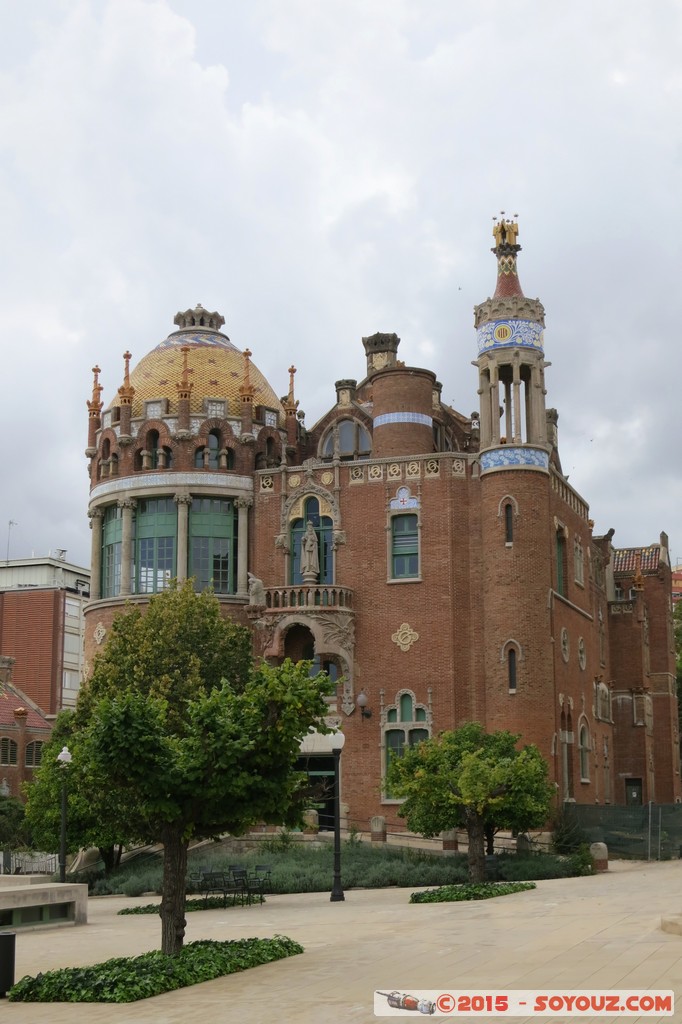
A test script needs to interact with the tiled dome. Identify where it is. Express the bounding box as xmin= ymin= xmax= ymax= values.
xmin=108 ymin=304 xmax=284 ymax=422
